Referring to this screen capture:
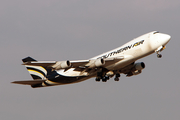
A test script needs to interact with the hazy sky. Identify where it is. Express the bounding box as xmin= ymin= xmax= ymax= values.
xmin=1 ymin=0 xmax=180 ymax=120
